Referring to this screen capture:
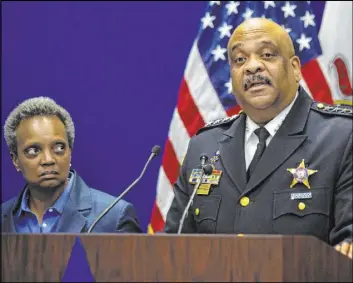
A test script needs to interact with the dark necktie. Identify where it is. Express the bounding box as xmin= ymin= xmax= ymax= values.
xmin=247 ymin=127 xmax=270 ymax=181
